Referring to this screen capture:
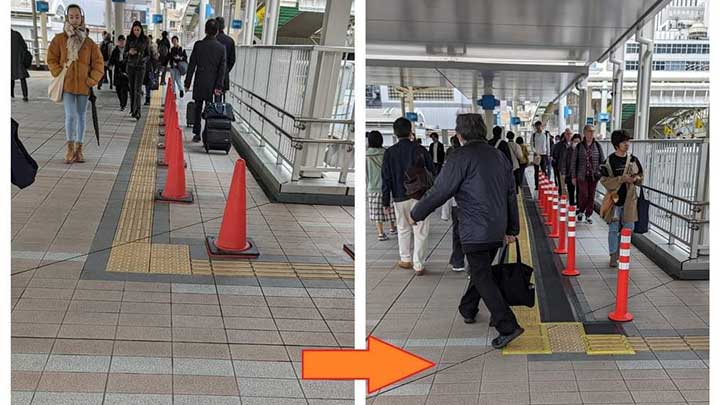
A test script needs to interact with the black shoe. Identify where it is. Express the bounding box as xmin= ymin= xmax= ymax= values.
xmin=144 ymin=100 xmax=150 ymax=106
xmin=463 ymin=317 xmax=476 ymax=324
xmin=120 ymin=106 xmax=125 ymax=111
xmin=491 ymin=327 xmax=524 ymax=349
xmin=22 ymin=97 xmax=28 ymax=102
xmin=192 ymin=134 xmax=201 ymax=143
